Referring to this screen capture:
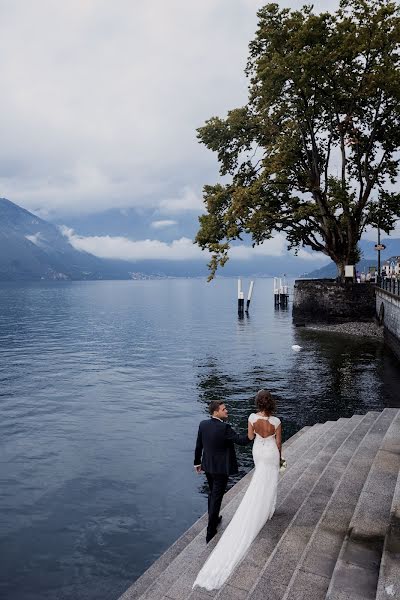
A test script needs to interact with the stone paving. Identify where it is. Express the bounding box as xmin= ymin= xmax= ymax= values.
xmin=119 ymin=409 xmax=400 ymax=600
